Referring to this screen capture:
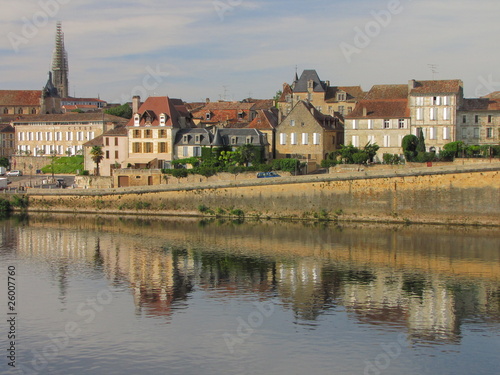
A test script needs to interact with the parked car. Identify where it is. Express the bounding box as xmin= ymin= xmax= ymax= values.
xmin=6 ymin=170 xmax=22 ymax=177
xmin=257 ymin=172 xmax=280 ymax=178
